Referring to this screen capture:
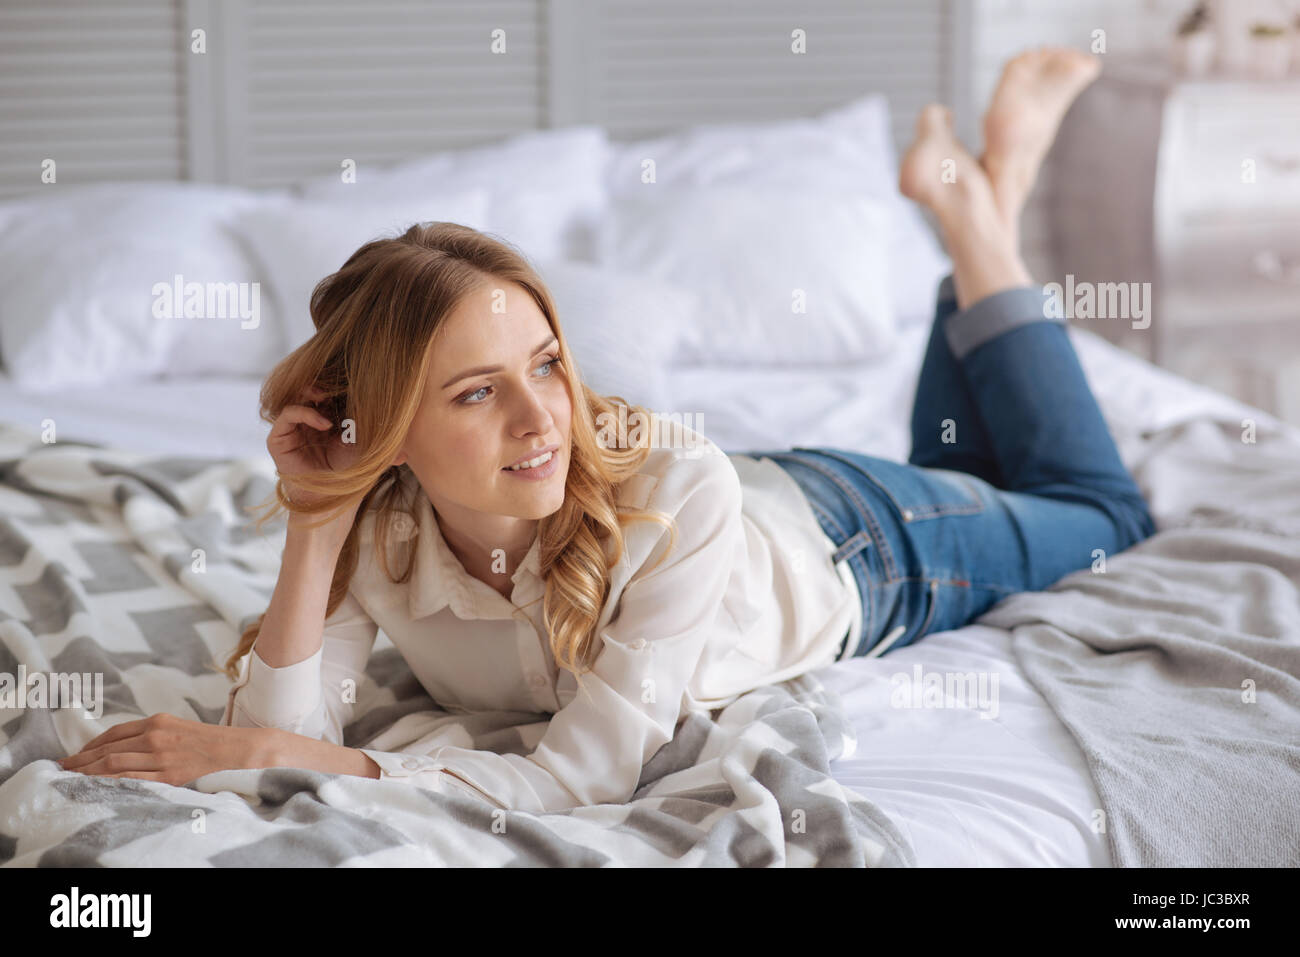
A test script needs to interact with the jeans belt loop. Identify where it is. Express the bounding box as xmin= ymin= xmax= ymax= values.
xmin=832 ymin=530 xmax=872 ymax=565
